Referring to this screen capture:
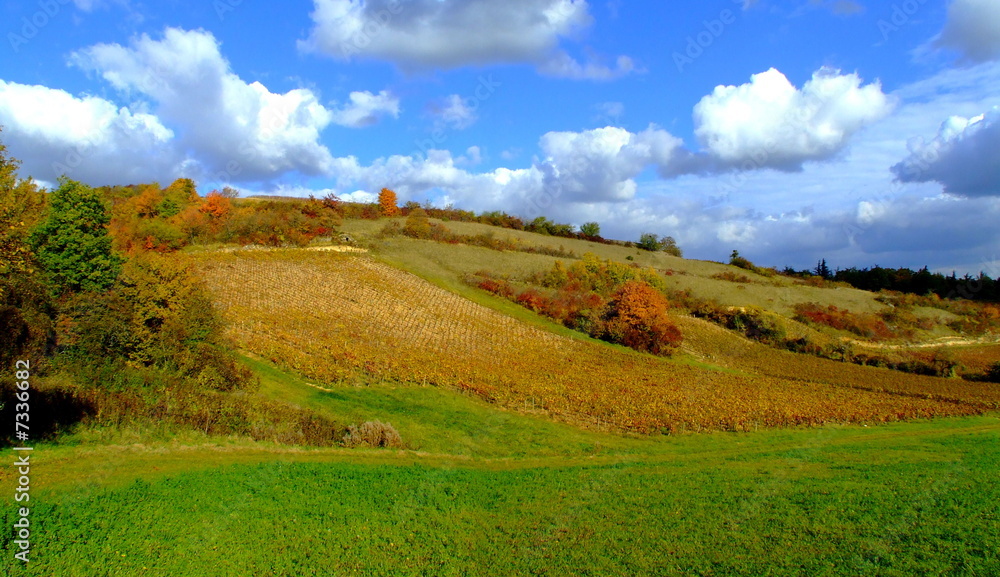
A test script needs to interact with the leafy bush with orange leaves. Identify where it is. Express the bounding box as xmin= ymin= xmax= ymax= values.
xmin=602 ymin=281 xmax=682 ymax=355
